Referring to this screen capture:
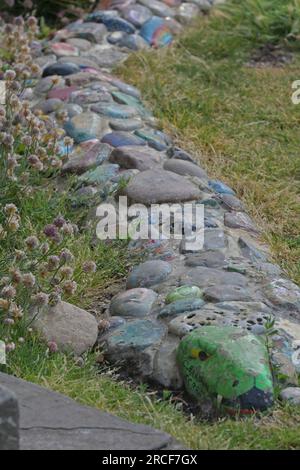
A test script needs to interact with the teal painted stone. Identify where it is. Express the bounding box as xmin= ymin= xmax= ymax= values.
xmin=93 ymin=15 xmax=136 ymax=34
xmin=202 ymin=198 xmax=220 ymax=208
xmin=91 ymin=103 xmax=138 ymax=119
xmin=106 ymin=319 xmax=166 ymax=352
xmin=134 ymin=128 xmax=169 ymax=151
xmin=110 ymin=288 xmax=157 ymax=318
xmin=110 ymin=79 xmax=141 ymax=99
xmin=64 ymin=112 xmax=109 ymax=144
xmin=127 ymin=260 xmax=172 ymax=289
xmin=111 ymin=91 xmax=151 ymax=117
xmin=140 ymin=17 xmax=173 ymax=47
xmin=64 ymin=121 xmax=94 ymax=144
xmin=165 ymin=286 xmax=203 ymax=304
xmin=158 ymin=298 xmax=205 ymax=319
xmin=209 ymin=180 xmax=235 ymax=195
xmin=78 ymin=164 xmax=119 ymax=185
